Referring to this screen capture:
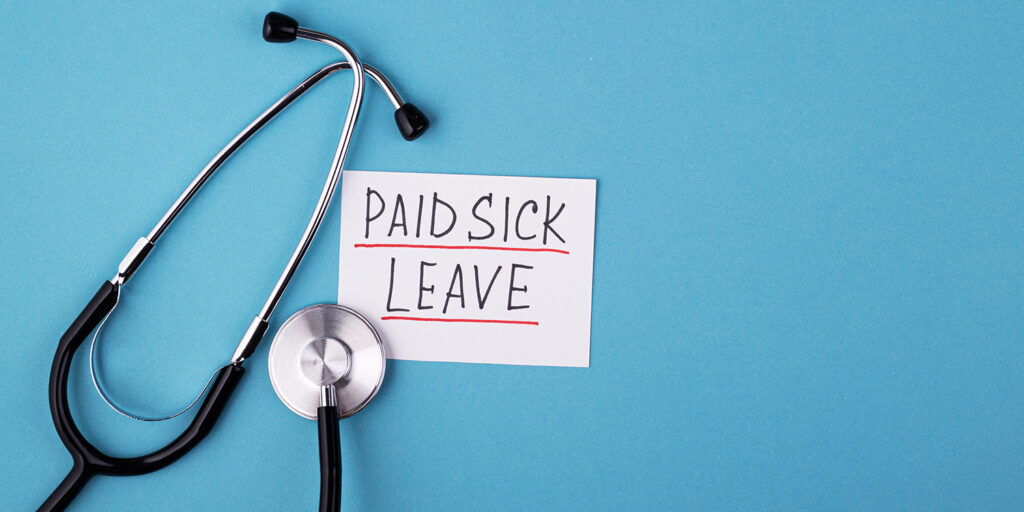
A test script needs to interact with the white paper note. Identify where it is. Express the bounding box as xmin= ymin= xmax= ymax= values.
xmin=338 ymin=170 xmax=595 ymax=367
